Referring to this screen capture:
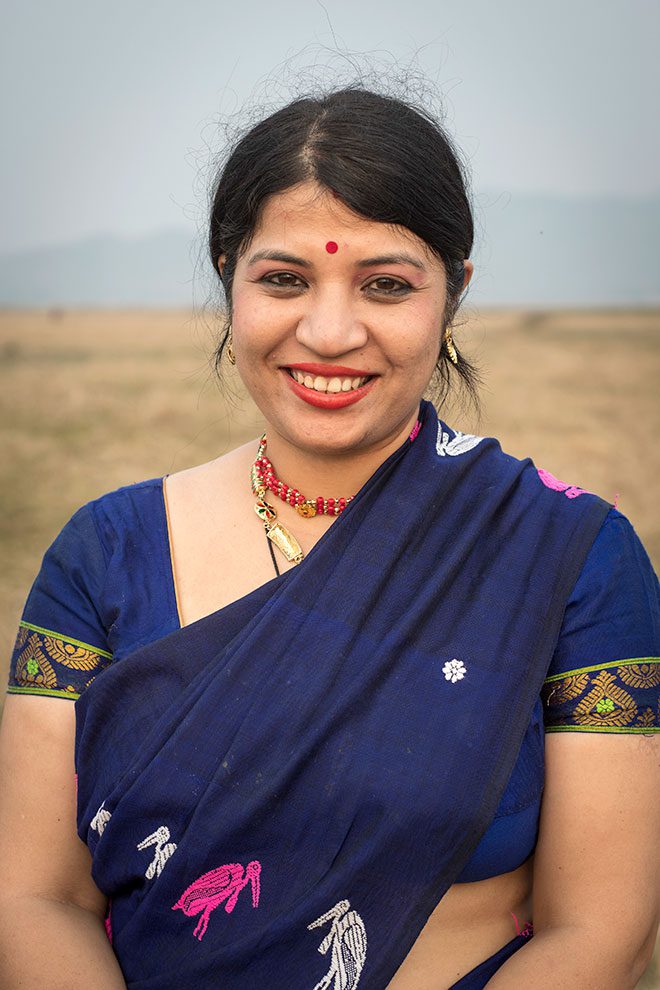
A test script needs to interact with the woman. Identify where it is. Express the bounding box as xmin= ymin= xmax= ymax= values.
xmin=0 ymin=86 xmax=658 ymax=990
